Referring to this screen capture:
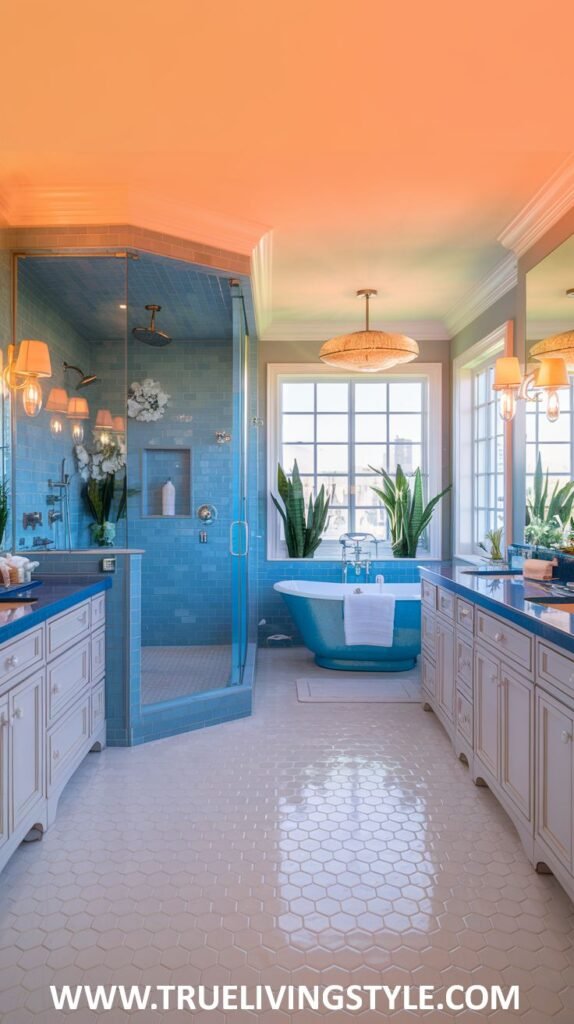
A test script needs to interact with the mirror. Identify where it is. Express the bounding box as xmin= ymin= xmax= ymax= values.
xmin=12 ymin=255 xmax=128 ymax=551
xmin=525 ymin=235 xmax=574 ymax=548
